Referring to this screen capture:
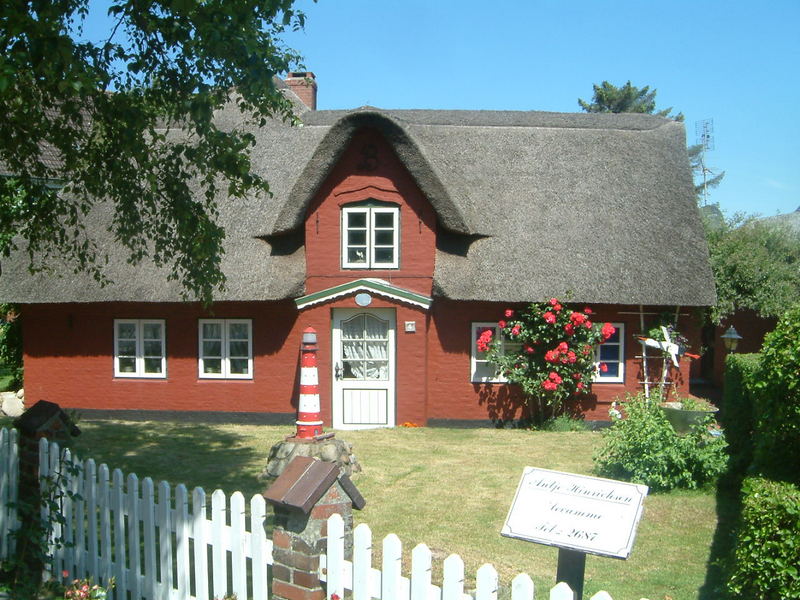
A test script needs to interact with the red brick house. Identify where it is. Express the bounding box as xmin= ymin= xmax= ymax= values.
xmin=0 ymin=74 xmax=716 ymax=427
